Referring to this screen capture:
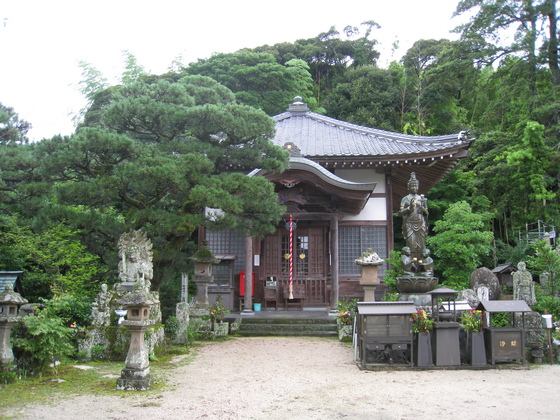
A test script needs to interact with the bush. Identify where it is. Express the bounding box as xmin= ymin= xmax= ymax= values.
xmin=13 ymin=309 xmax=75 ymax=374
xmin=165 ymin=316 xmax=180 ymax=340
xmin=43 ymin=294 xmax=92 ymax=327
xmin=383 ymin=250 xmax=402 ymax=294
